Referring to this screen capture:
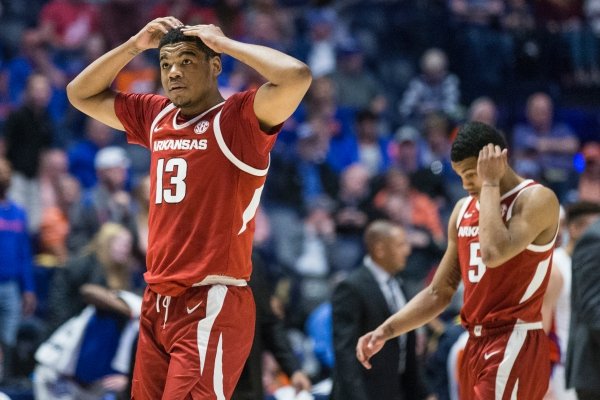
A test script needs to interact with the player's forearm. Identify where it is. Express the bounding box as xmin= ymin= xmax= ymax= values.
xmin=478 ymin=184 xmax=509 ymax=267
xmin=67 ymin=39 xmax=141 ymax=106
xmin=217 ymin=37 xmax=311 ymax=88
xmin=379 ymin=285 xmax=451 ymax=341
